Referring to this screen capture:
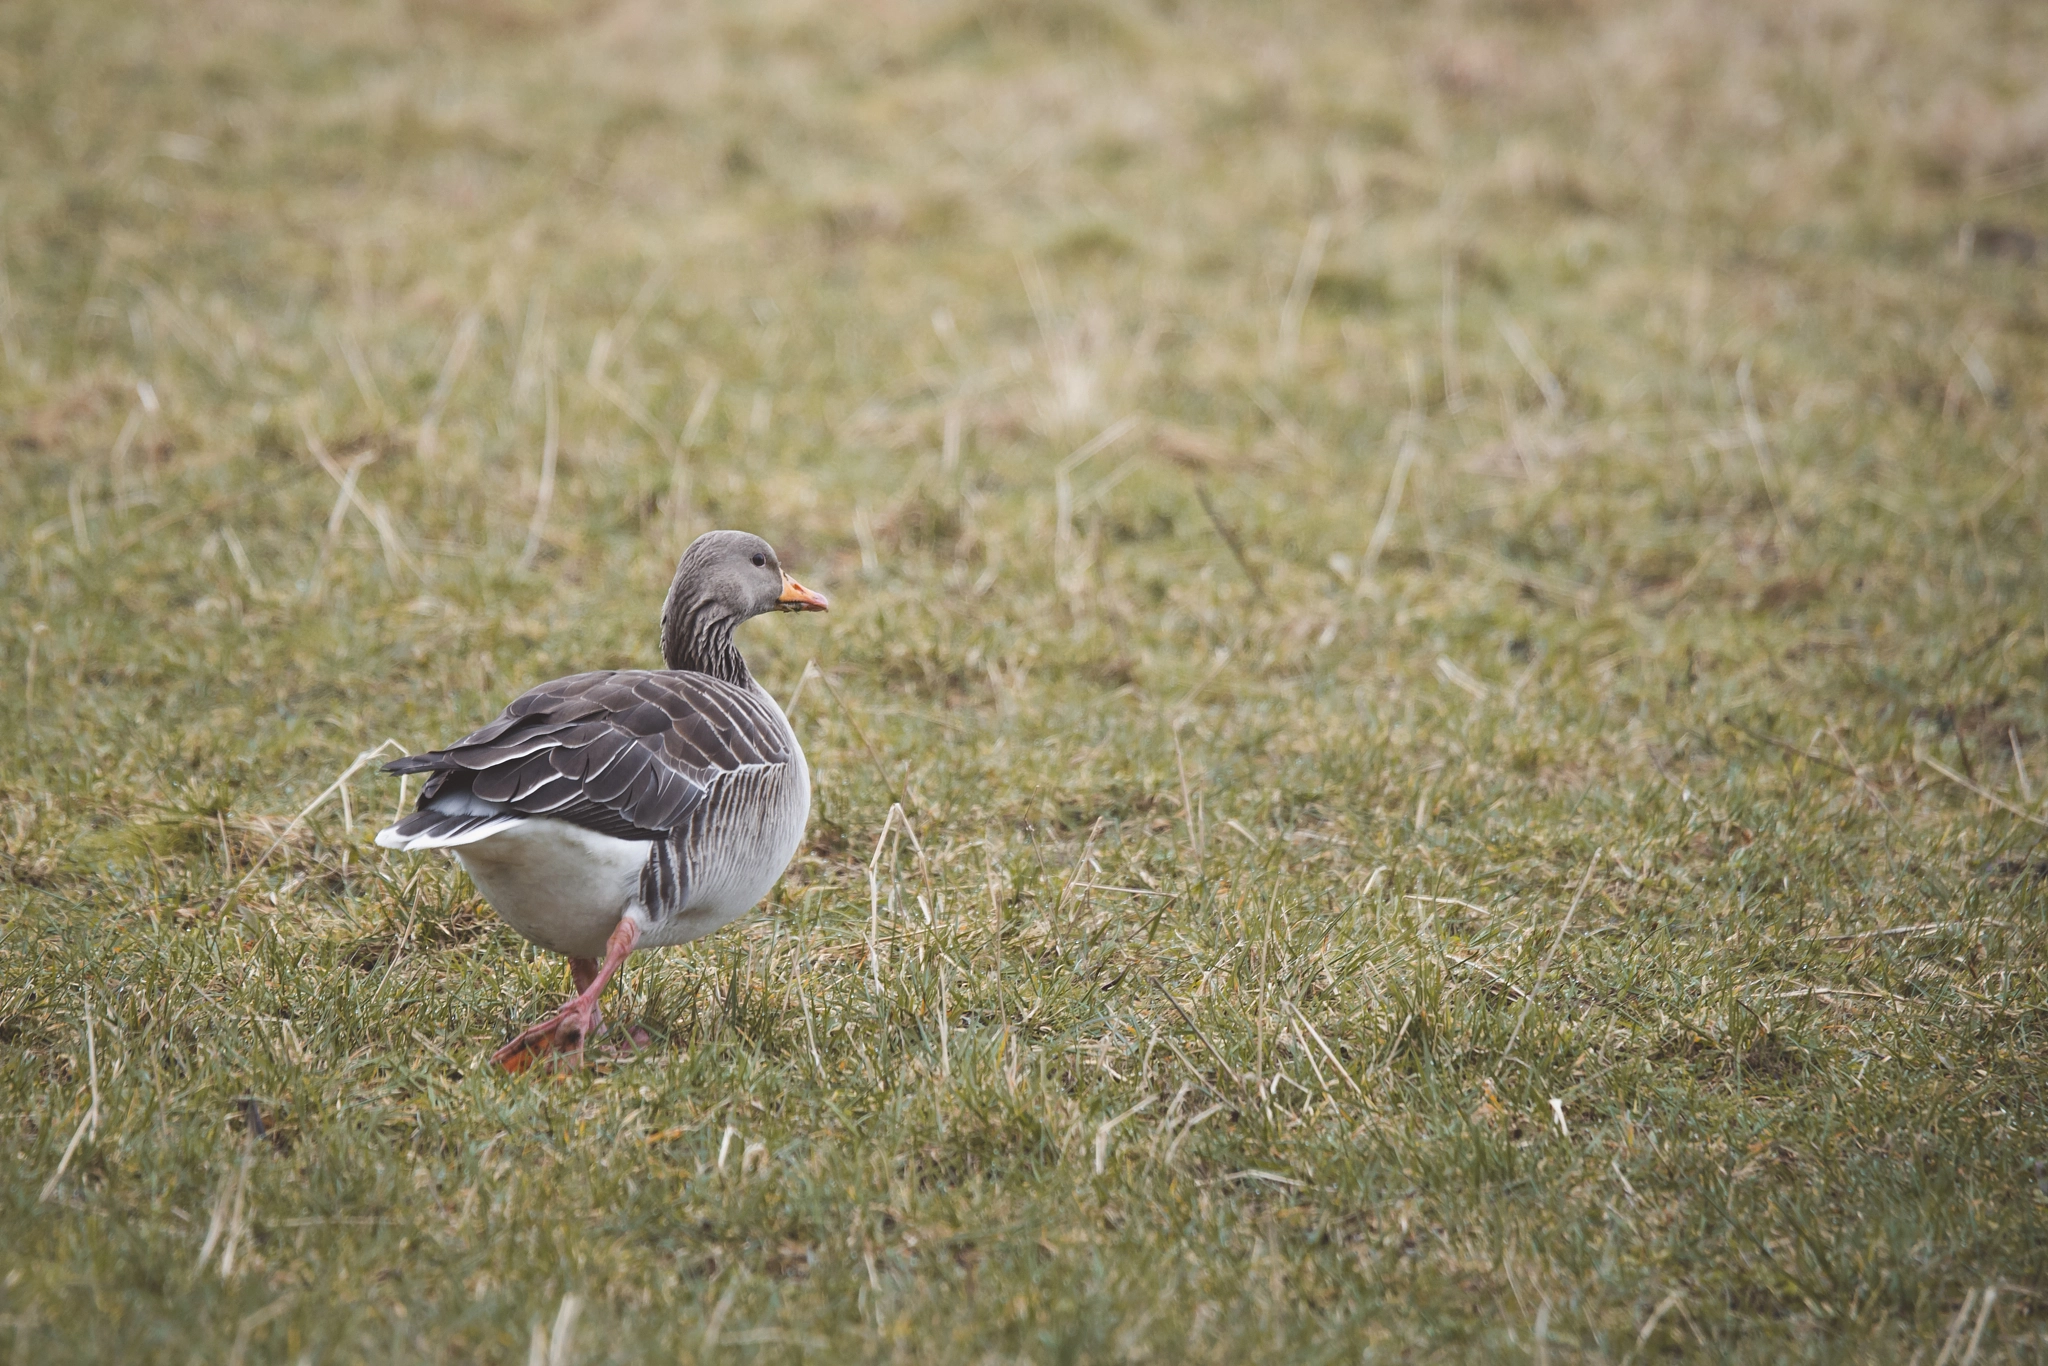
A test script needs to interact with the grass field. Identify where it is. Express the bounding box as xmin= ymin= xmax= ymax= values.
xmin=6 ymin=0 xmax=2048 ymax=1359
